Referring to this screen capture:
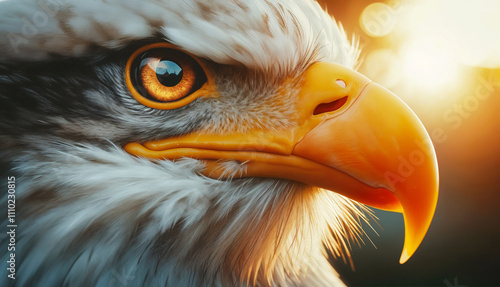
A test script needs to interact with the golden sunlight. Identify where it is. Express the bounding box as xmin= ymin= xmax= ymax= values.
xmin=398 ymin=37 xmax=463 ymax=92
xmin=360 ymin=0 xmax=500 ymax=110
xmin=394 ymin=0 xmax=500 ymax=68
